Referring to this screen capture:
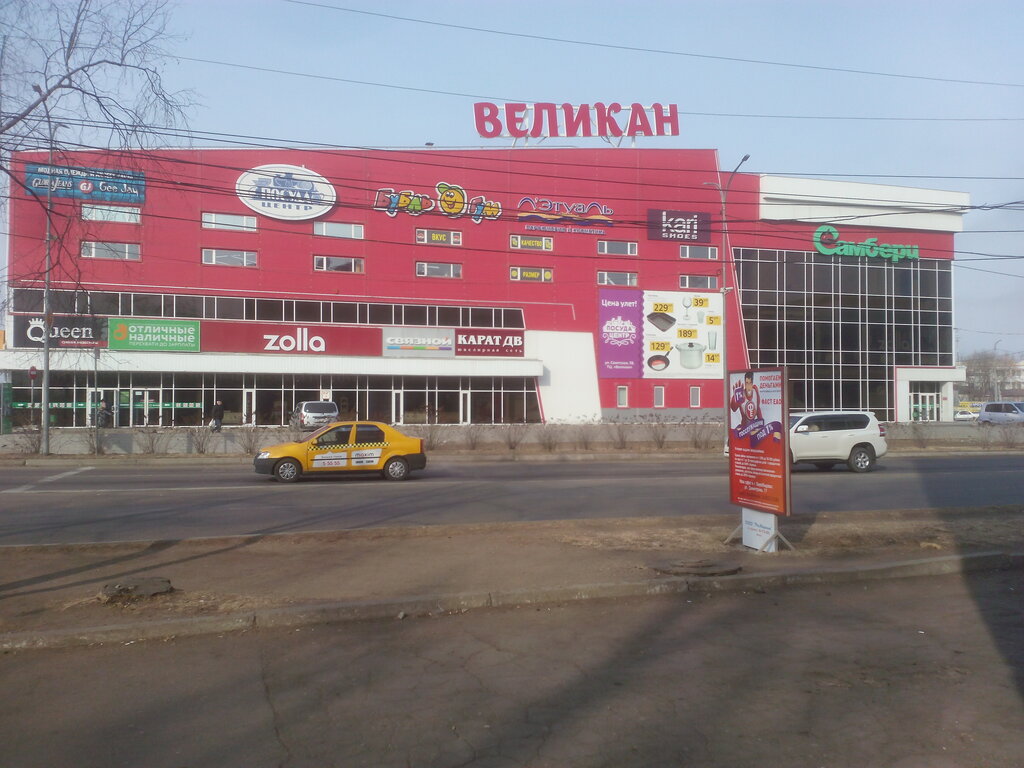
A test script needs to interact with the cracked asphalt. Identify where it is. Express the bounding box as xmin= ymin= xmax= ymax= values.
xmin=2 ymin=567 xmax=1022 ymax=768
